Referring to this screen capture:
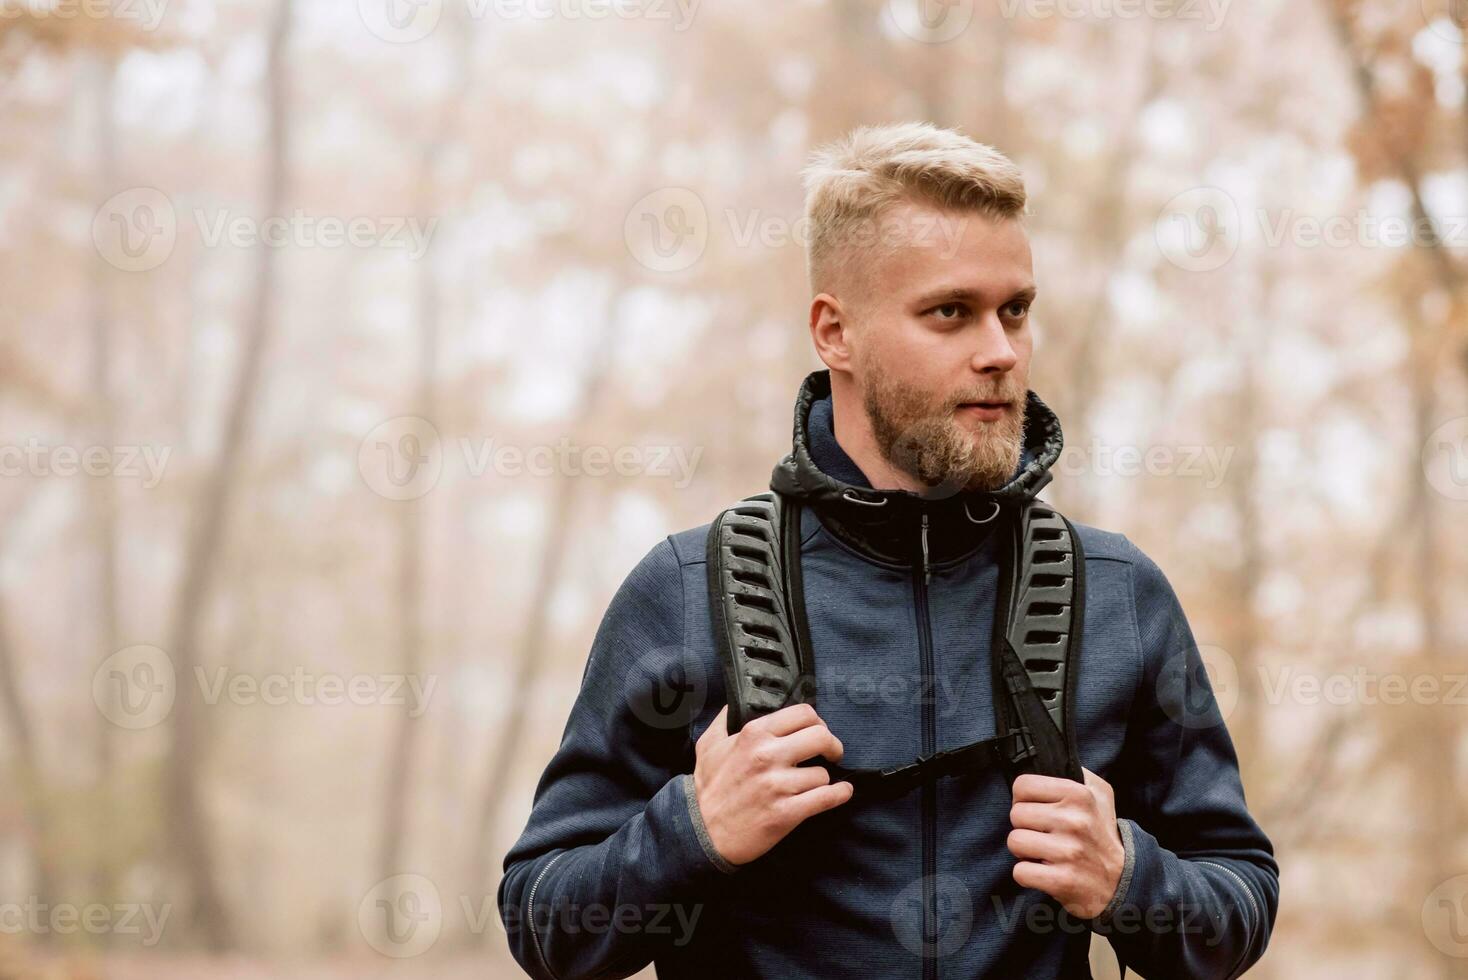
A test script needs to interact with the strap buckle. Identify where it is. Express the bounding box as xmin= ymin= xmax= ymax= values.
xmin=1004 ymin=725 xmax=1038 ymax=766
